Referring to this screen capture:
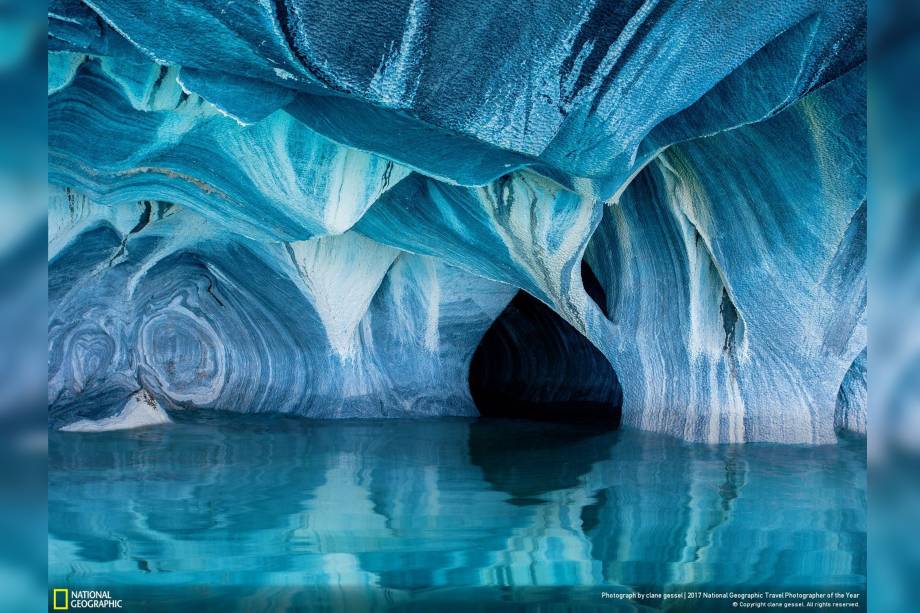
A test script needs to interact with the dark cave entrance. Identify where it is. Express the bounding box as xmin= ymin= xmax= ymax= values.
xmin=468 ymin=262 xmax=622 ymax=427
